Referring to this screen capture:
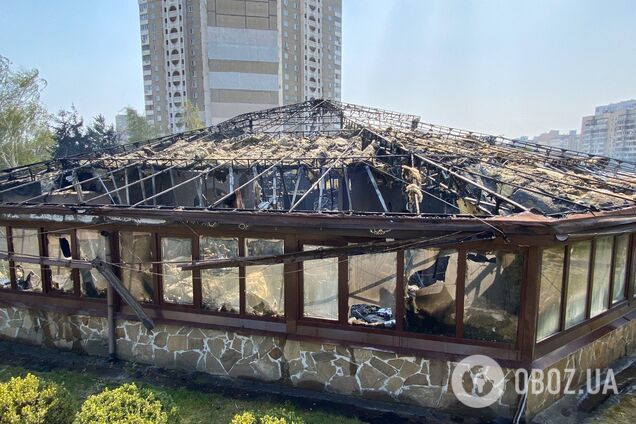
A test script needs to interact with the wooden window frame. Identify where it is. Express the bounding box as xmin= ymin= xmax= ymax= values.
xmin=298 ymin=240 xmax=344 ymax=324
xmin=459 ymin=247 xmax=527 ymax=349
xmin=2 ymin=220 xmax=636 ymax=366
